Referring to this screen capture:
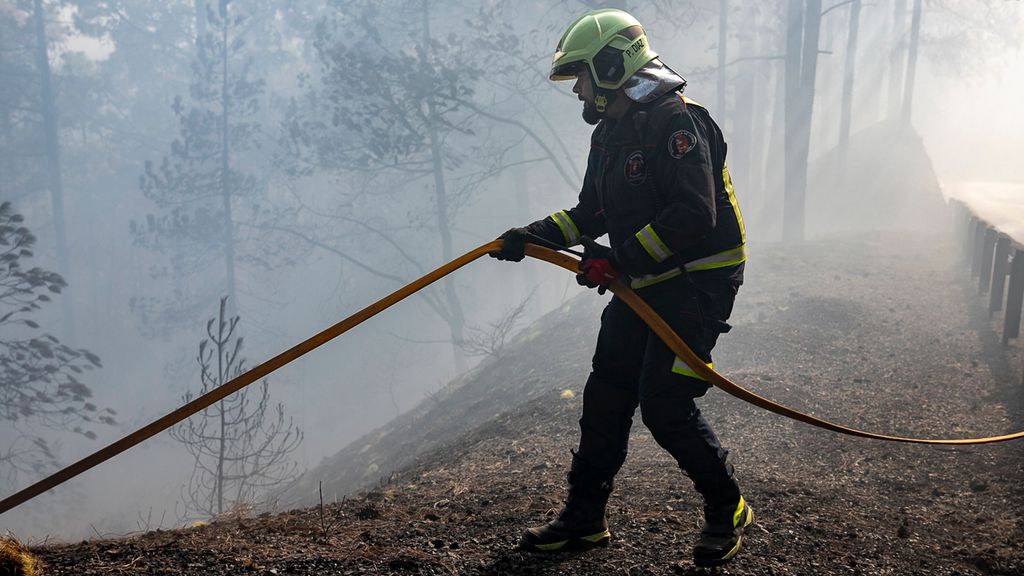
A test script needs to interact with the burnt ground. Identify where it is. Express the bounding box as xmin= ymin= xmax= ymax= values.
xmin=29 ymin=228 xmax=1024 ymax=575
